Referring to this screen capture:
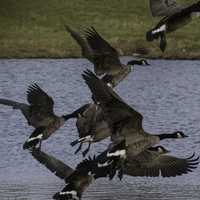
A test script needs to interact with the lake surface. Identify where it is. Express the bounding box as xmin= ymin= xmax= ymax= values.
xmin=0 ymin=58 xmax=200 ymax=200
